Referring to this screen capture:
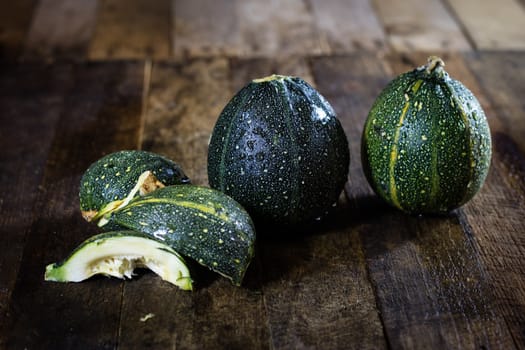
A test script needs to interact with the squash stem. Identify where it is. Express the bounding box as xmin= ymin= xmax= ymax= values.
xmin=425 ymin=56 xmax=446 ymax=77
xmin=252 ymin=74 xmax=289 ymax=83
xmin=96 ymin=170 xmax=165 ymax=227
